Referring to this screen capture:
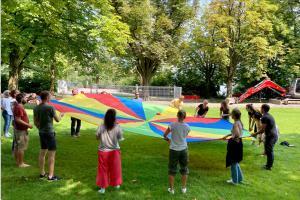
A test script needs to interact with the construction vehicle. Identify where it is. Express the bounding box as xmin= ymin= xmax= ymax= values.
xmin=238 ymin=78 xmax=300 ymax=104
